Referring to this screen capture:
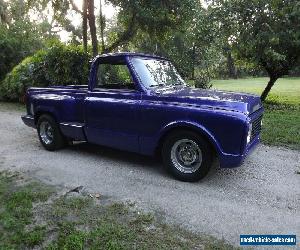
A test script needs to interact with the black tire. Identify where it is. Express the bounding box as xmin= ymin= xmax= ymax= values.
xmin=37 ymin=114 xmax=66 ymax=151
xmin=162 ymin=130 xmax=213 ymax=182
